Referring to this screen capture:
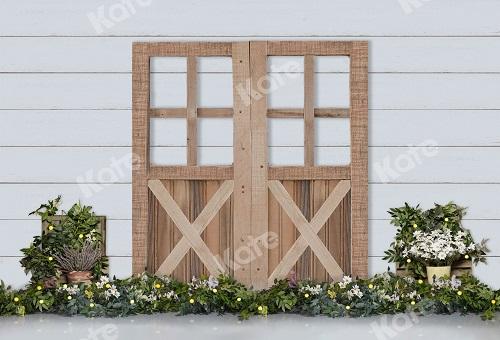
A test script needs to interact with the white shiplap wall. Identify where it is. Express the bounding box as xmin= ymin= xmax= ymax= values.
xmin=1 ymin=0 xmax=500 ymax=288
